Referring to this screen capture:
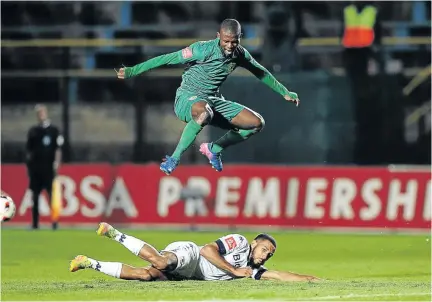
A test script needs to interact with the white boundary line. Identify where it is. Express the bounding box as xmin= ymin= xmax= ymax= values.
xmin=297 ymin=292 xmax=431 ymax=301
xmin=2 ymin=222 xmax=430 ymax=235
xmin=39 ymin=294 xmax=432 ymax=302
